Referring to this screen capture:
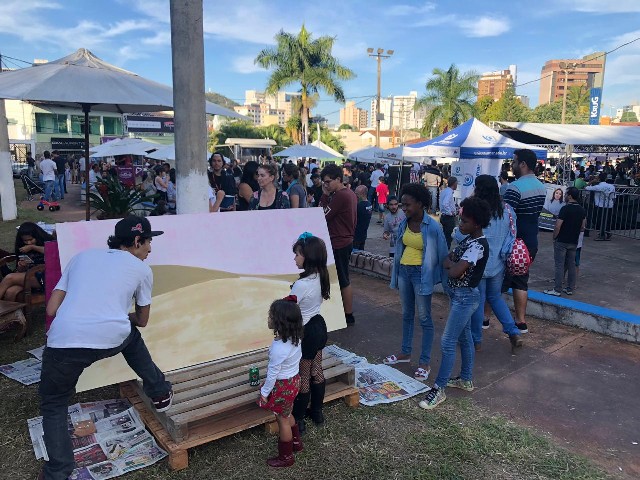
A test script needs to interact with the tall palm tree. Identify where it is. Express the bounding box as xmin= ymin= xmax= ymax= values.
xmin=255 ymin=25 xmax=355 ymax=144
xmin=566 ymin=85 xmax=590 ymax=123
xmin=415 ymin=64 xmax=479 ymax=137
